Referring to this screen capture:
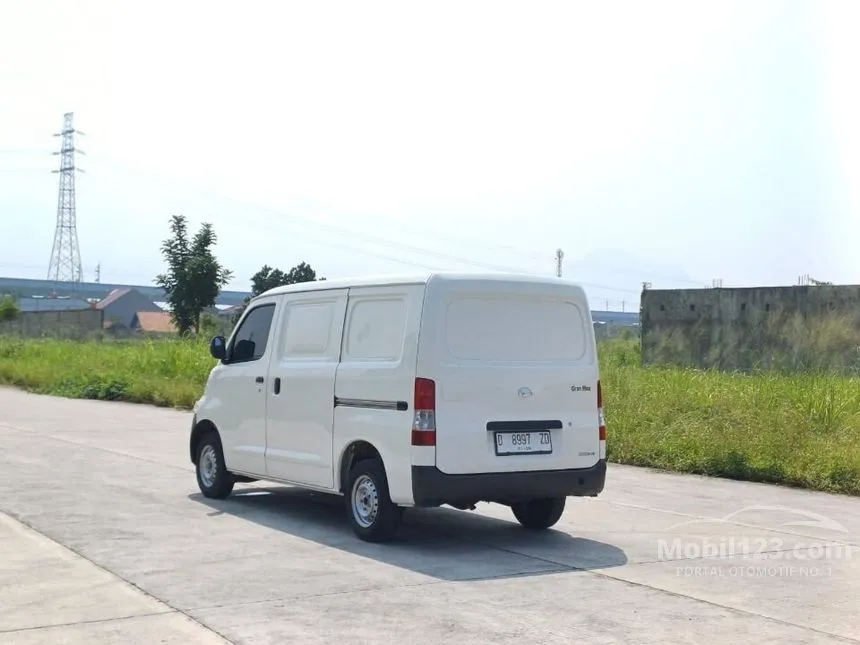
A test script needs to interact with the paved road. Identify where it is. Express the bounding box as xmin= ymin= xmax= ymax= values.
xmin=0 ymin=388 xmax=858 ymax=644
